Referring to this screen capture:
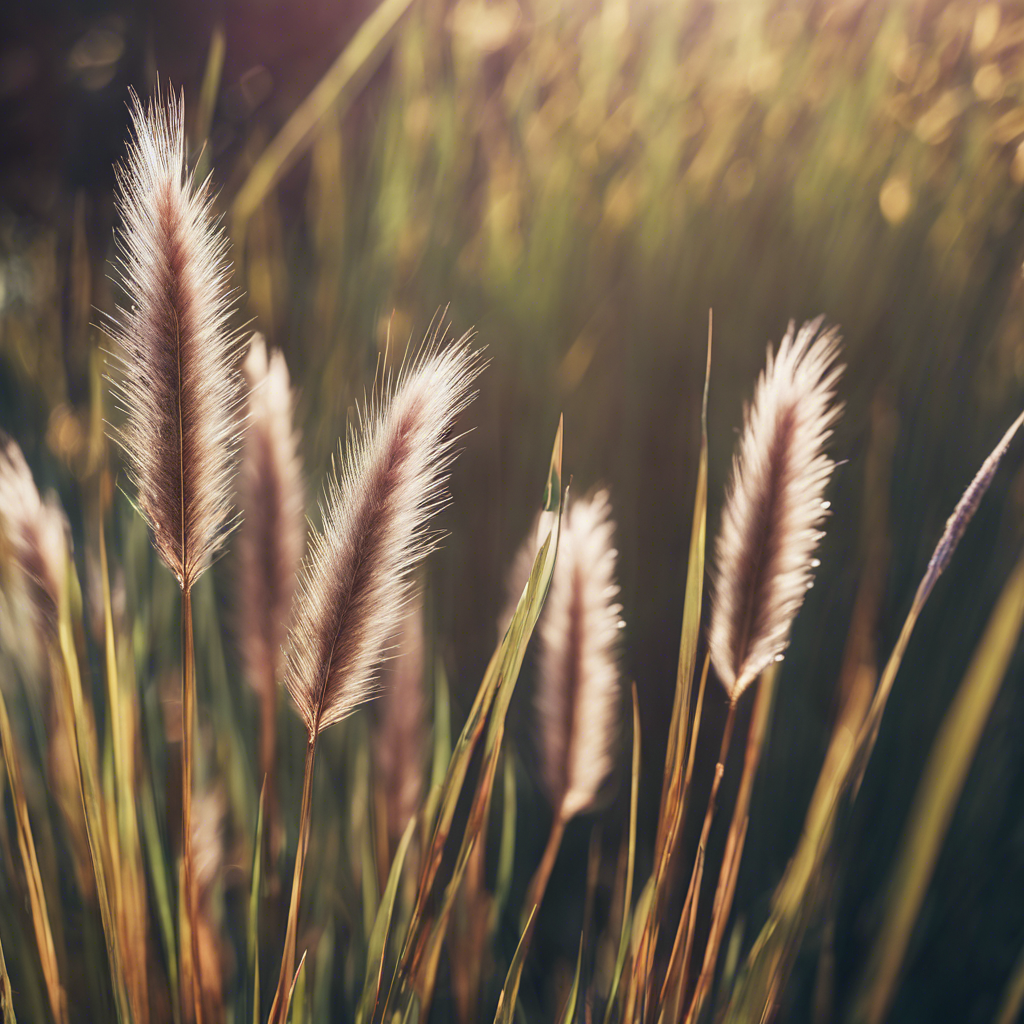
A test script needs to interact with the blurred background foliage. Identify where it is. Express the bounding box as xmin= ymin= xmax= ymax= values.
xmin=3 ymin=0 xmax=1024 ymax=1020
